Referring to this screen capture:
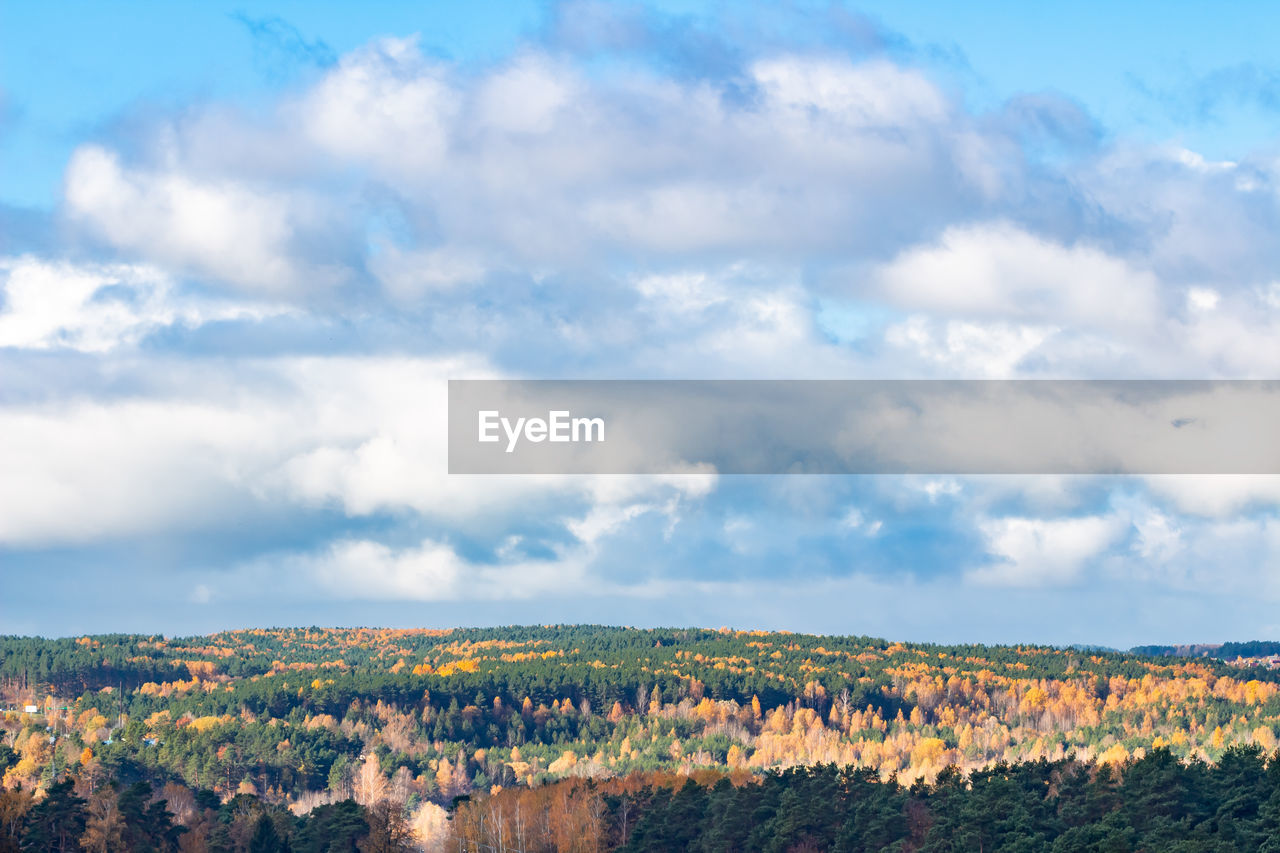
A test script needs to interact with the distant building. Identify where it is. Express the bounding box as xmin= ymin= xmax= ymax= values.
xmin=23 ymin=705 xmax=38 ymax=714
